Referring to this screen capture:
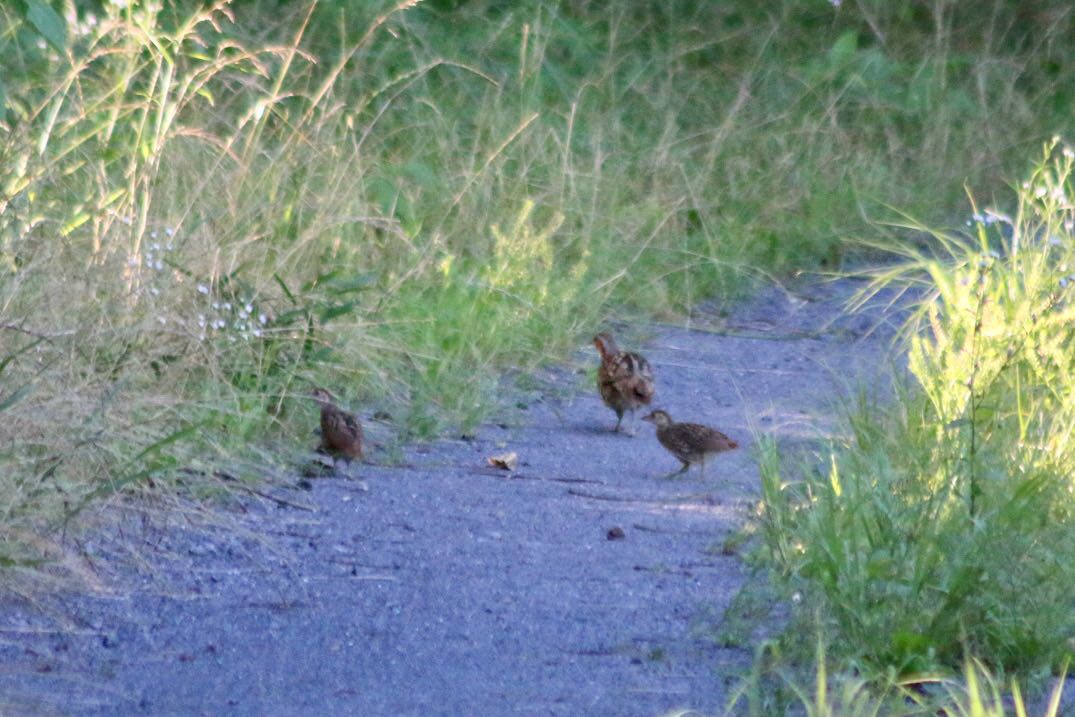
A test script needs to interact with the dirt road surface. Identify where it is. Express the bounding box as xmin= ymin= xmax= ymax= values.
xmin=0 ymin=279 xmax=924 ymax=716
